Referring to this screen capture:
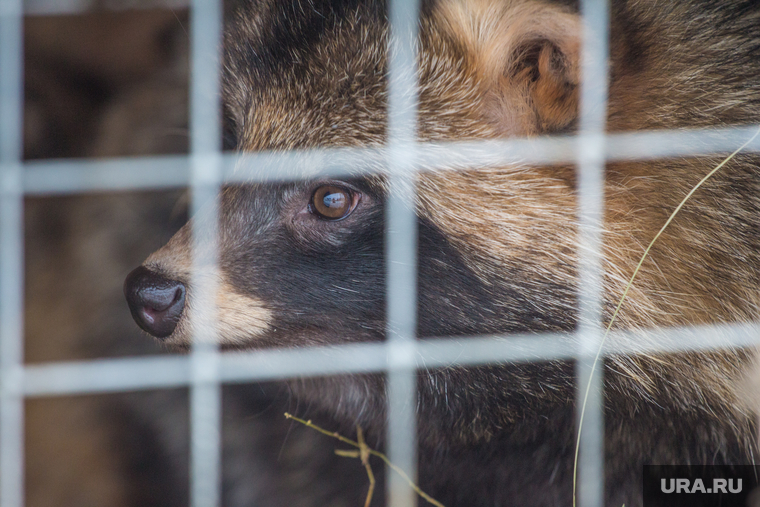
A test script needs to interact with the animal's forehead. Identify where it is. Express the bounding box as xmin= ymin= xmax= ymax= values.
xmin=223 ymin=0 xmax=503 ymax=157
xmin=223 ymin=0 xmax=390 ymax=151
